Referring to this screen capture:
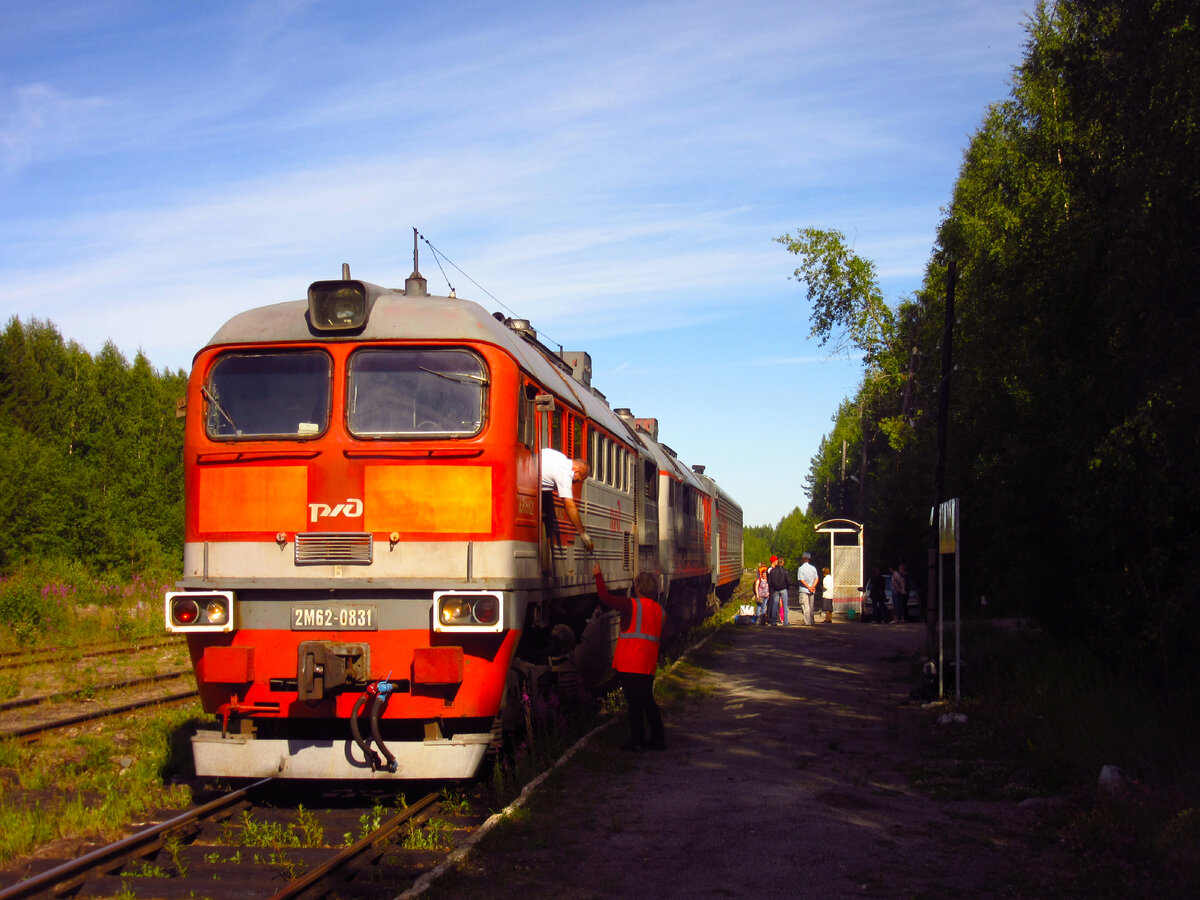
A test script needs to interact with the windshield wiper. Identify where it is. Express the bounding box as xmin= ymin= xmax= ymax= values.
xmin=201 ymin=386 xmax=238 ymax=431
xmin=418 ymin=366 xmax=489 ymax=386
